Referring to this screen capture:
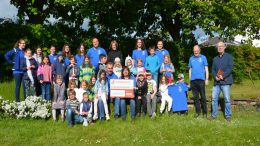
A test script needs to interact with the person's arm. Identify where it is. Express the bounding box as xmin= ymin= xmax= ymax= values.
xmin=66 ymin=65 xmax=71 ymax=75
xmin=212 ymin=58 xmax=219 ymax=81
xmin=152 ymin=82 xmax=157 ymax=98
xmin=160 ymin=63 xmax=164 ymax=74
xmin=189 ymin=68 xmax=192 ymax=81
xmin=155 ymin=57 xmax=160 ymax=72
xmin=170 ymin=63 xmax=175 ymax=73
xmin=205 ymin=66 xmax=209 ymax=85
xmin=4 ymin=49 xmax=15 ymax=64
xmin=80 ymin=103 xmax=83 ymax=115
xmin=79 ymin=67 xmax=83 ymax=82
xmin=20 ymin=59 xmax=27 ymax=72
xmin=53 ymin=85 xmax=57 ymax=102
xmin=105 ymin=81 xmax=109 ymax=96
